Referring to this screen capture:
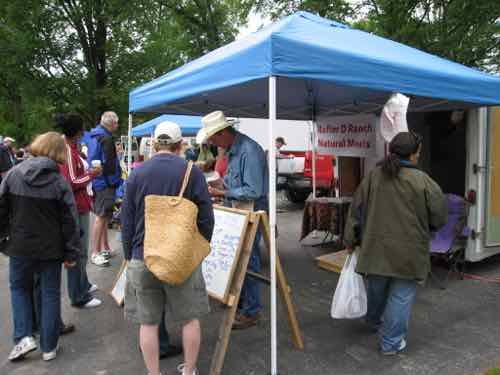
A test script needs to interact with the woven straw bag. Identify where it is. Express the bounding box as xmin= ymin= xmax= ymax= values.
xmin=144 ymin=161 xmax=210 ymax=285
